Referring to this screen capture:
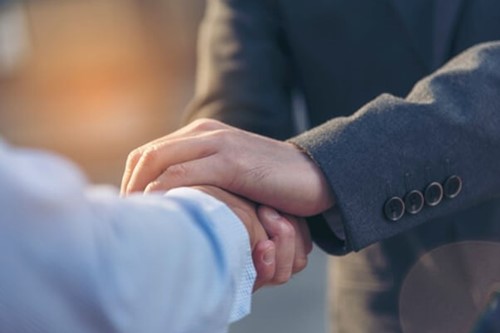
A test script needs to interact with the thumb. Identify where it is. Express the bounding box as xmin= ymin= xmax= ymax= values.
xmin=252 ymin=240 xmax=276 ymax=292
